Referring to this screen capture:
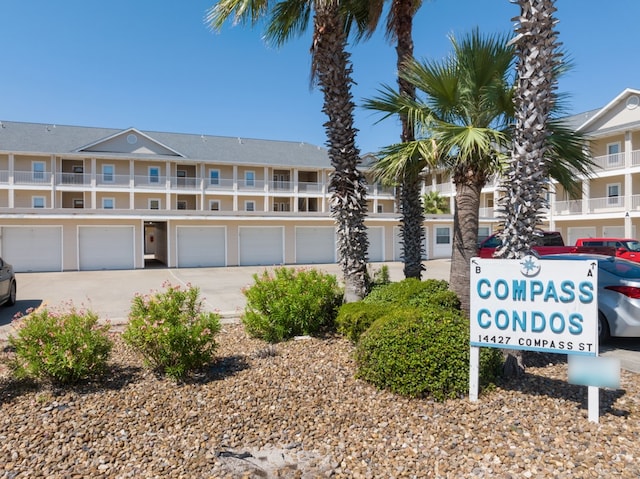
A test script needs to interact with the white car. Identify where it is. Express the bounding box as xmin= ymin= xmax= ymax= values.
xmin=0 ymin=257 xmax=16 ymax=307
xmin=543 ymin=253 xmax=640 ymax=343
